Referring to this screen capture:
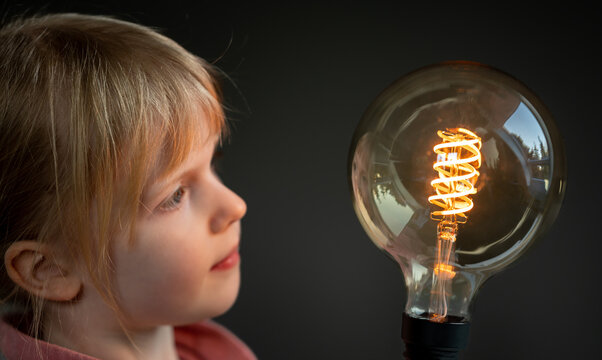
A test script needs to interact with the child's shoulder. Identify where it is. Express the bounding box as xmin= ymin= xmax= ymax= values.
xmin=175 ymin=320 xmax=257 ymax=360
xmin=0 ymin=314 xmax=256 ymax=360
xmin=0 ymin=314 xmax=97 ymax=360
